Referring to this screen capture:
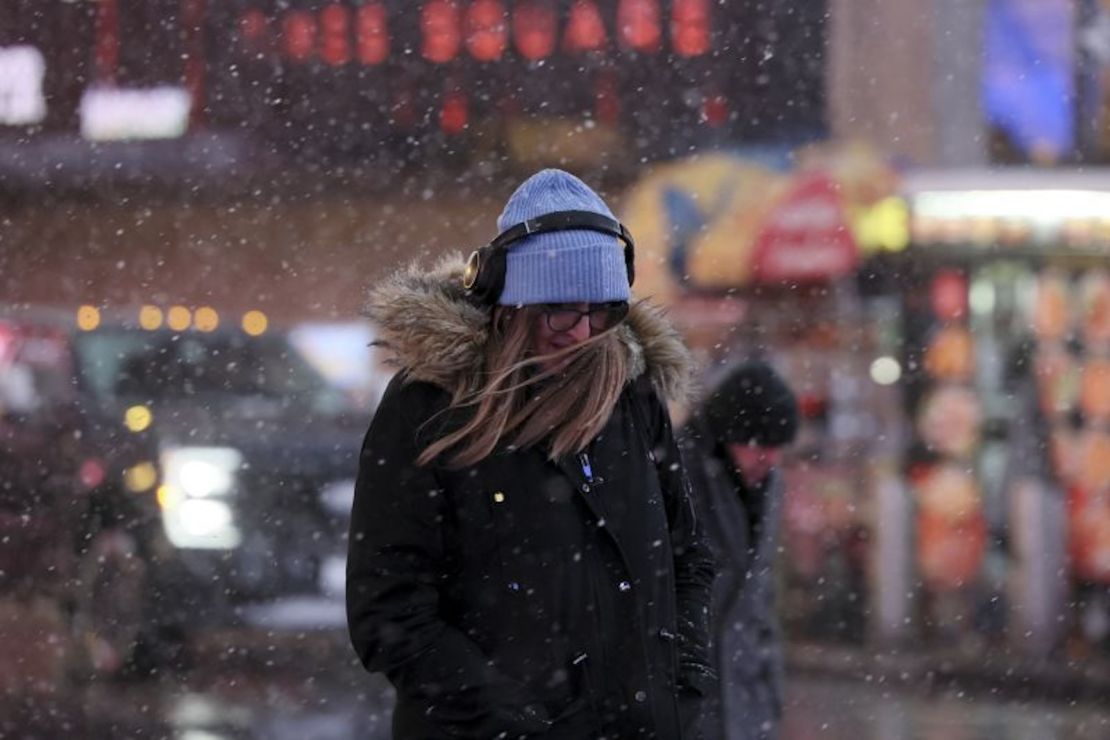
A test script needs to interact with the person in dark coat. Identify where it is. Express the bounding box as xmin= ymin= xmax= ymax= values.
xmin=679 ymin=361 xmax=799 ymax=740
xmin=347 ymin=169 xmax=717 ymax=739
